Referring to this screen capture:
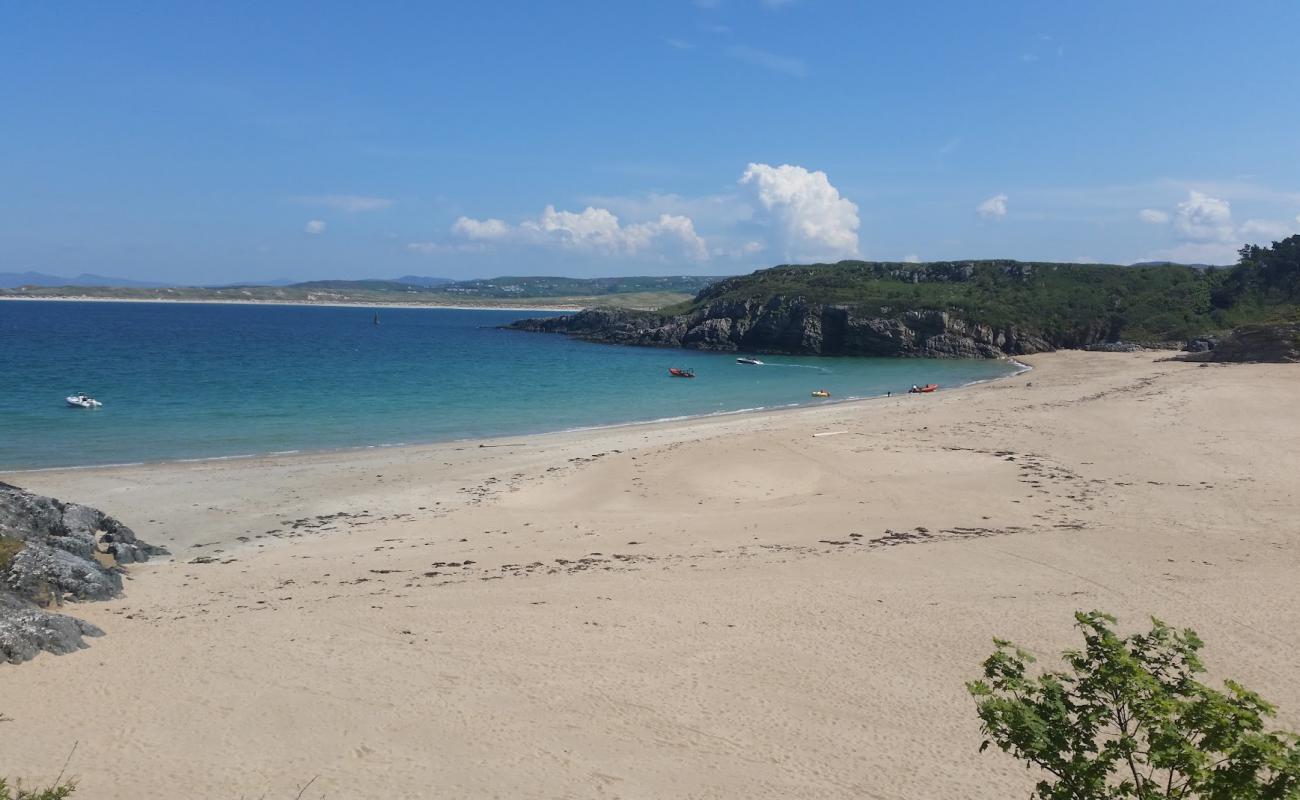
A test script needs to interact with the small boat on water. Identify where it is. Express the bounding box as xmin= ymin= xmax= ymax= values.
xmin=736 ymin=357 xmax=764 ymax=365
xmin=908 ymin=383 xmax=939 ymax=394
xmin=811 ymin=390 xmax=830 ymax=398
xmin=668 ymin=368 xmax=696 ymax=378
xmin=66 ymin=392 xmax=103 ymax=408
